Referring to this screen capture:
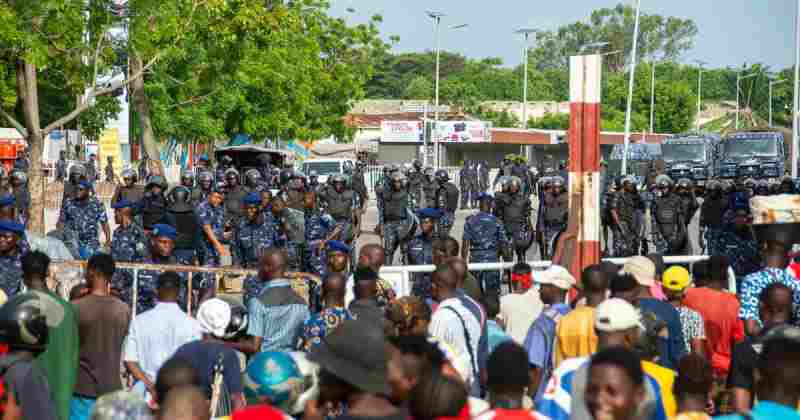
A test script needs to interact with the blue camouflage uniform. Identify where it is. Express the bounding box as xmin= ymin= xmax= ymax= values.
xmin=381 ymin=185 xmax=415 ymax=265
xmin=274 ymin=207 xmax=305 ymax=271
xmin=406 ymin=208 xmax=440 ymax=299
xmin=59 ymin=185 xmax=108 ymax=259
xmin=109 ymin=200 xmax=148 ymax=299
xmin=0 ymin=195 xmax=29 ymax=254
xmin=196 ymin=199 xmax=226 ymax=267
xmin=0 ymin=221 xmax=25 ymax=297
xmin=718 ymin=209 xmax=761 ymax=280
xmin=463 ymin=206 xmax=509 ymax=294
xmin=232 ymin=216 xmax=280 ymax=269
xmin=304 ymin=208 xmax=334 ymax=275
